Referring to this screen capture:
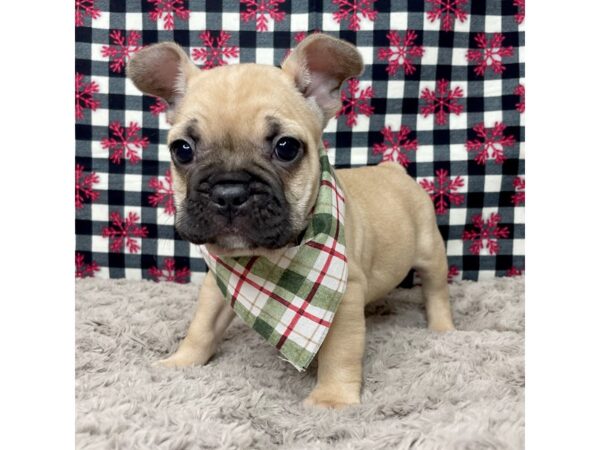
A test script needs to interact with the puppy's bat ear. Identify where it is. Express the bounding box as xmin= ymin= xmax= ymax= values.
xmin=281 ymin=34 xmax=364 ymax=126
xmin=126 ymin=42 xmax=198 ymax=111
